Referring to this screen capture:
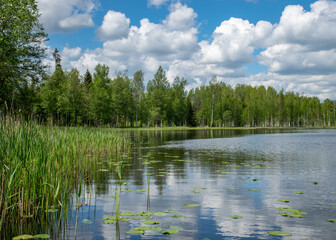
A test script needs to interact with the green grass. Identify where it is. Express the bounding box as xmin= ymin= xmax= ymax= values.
xmin=0 ymin=116 xmax=130 ymax=234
